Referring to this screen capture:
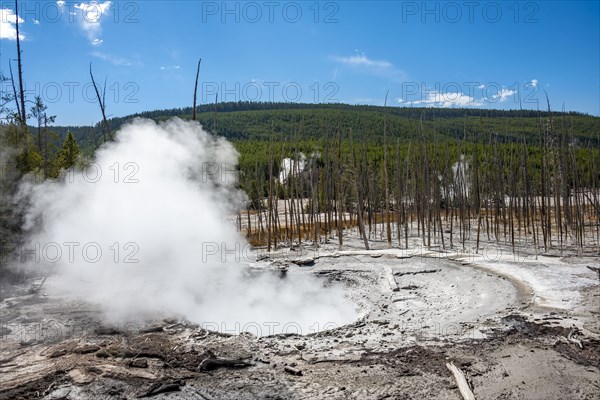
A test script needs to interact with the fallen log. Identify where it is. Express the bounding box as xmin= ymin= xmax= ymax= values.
xmin=138 ymin=380 xmax=183 ymax=398
xmin=289 ymin=258 xmax=315 ymax=266
xmin=129 ymin=358 xmax=149 ymax=368
xmin=198 ymin=356 xmax=253 ymax=372
xmin=284 ymin=366 xmax=302 ymax=376
xmin=395 ymin=269 xmax=440 ymax=277
xmin=385 ymin=267 xmax=398 ymax=292
xmin=94 ymin=326 xmax=121 ymax=335
xmin=446 ymin=362 xmax=475 ymax=400
xmin=140 ymin=325 xmax=164 ymax=334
